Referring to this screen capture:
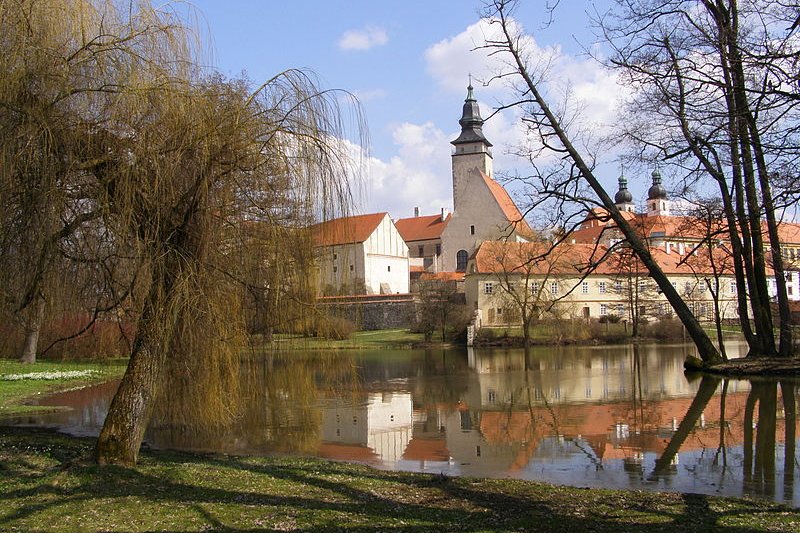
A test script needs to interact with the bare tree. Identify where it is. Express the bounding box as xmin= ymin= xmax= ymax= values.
xmin=480 ymin=0 xmax=723 ymax=363
xmin=598 ymin=0 xmax=800 ymax=357
xmin=478 ymin=239 xmax=580 ymax=345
